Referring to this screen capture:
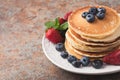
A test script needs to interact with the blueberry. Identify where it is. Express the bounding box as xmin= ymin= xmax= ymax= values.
xmin=97 ymin=7 xmax=106 ymax=13
xmin=55 ymin=43 xmax=64 ymax=52
xmin=59 ymin=30 xmax=67 ymax=43
xmin=80 ymin=56 xmax=90 ymax=66
xmin=96 ymin=12 xmax=105 ymax=20
xmin=86 ymin=14 xmax=95 ymax=23
xmin=67 ymin=55 xmax=77 ymax=63
xmin=89 ymin=7 xmax=98 ymax=15
xmin=59 ymin=29 xmax=68 ymax=38
xmin=92 ymin=60 xmax=103 ymax=69
xmin=82 ymin=12 xmax=89 ymax=18
xmin=60 ymin=51 xmax=68 ymax=59
xmin=72 ymin=61 xmax=81 ymax=68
